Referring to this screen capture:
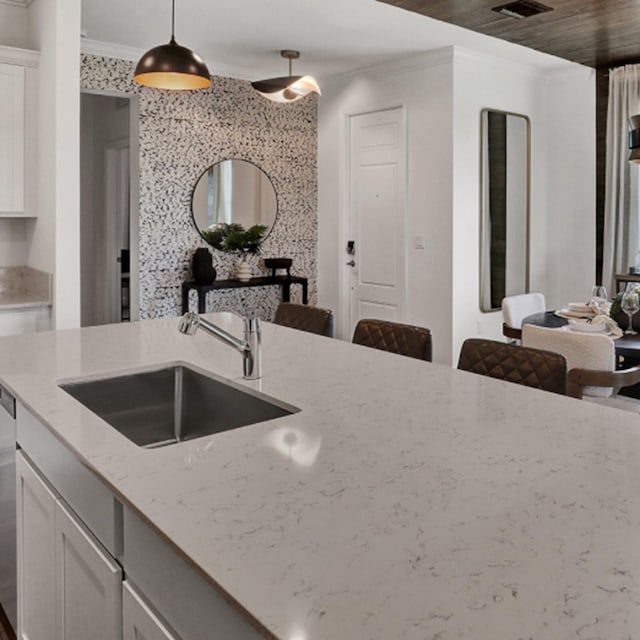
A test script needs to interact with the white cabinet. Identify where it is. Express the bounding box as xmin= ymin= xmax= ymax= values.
xmin=0 ymin=306 xmax=51 ymax=336
xmin=16 ymin=451 xmax=56 ymax=640
xmin=0 ymin=62 xmax=24 ymax=215
xmin=56 ymin=500 xmax=122 ymax=640
xmin=123 ymin=581 xmax=179 ymax=640
xmin=0 ymin=47 xmax=37 ymax=218
xmin=16 ymin=451 xmax=123 ymax=640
